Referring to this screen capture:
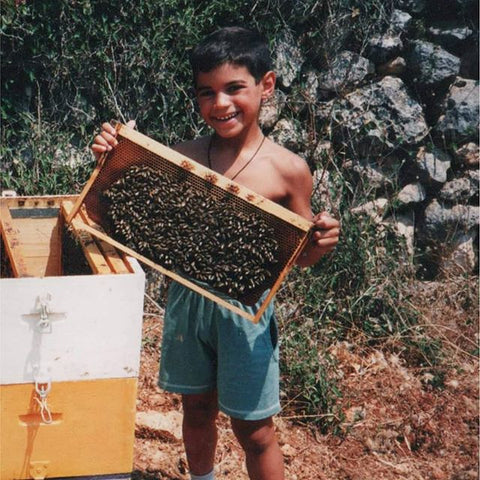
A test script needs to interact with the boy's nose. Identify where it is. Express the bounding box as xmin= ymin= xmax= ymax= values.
xmin=214 ymin=92 xmax=231 ymax=107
